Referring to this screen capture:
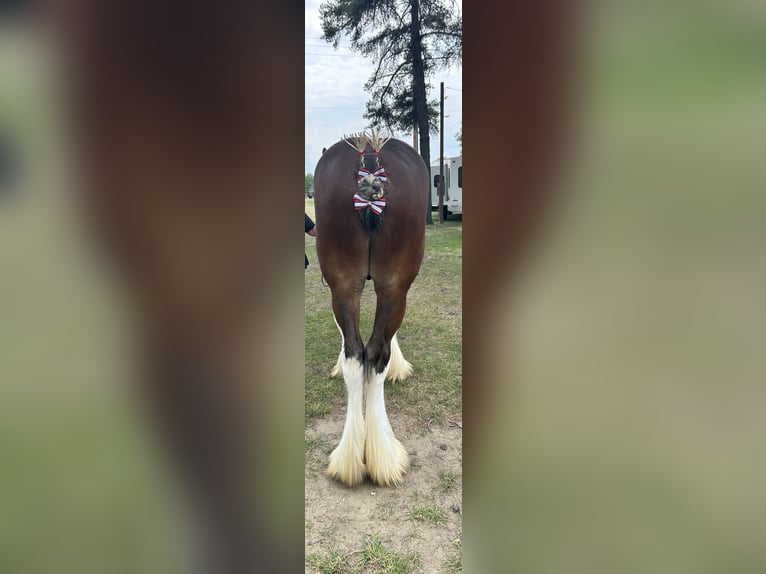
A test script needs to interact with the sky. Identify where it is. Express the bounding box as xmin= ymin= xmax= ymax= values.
xmin=304 ymin=0 xmax=462 ymax=175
